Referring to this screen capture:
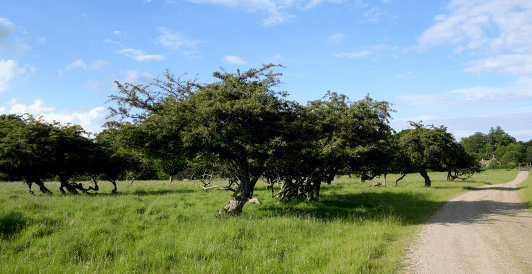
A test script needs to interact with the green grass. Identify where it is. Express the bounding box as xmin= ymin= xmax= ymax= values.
xmin=518 ymin=171 xmax=532 ymax=210
xmin=0 ymin=169 xmax=520 ymax=273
